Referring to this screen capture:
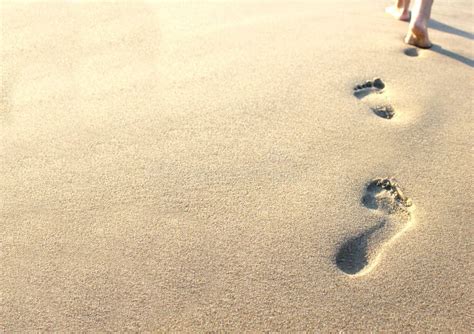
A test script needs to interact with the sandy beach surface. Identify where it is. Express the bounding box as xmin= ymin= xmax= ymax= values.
xmin=1 ymin=0 xmax=473 ymax=331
